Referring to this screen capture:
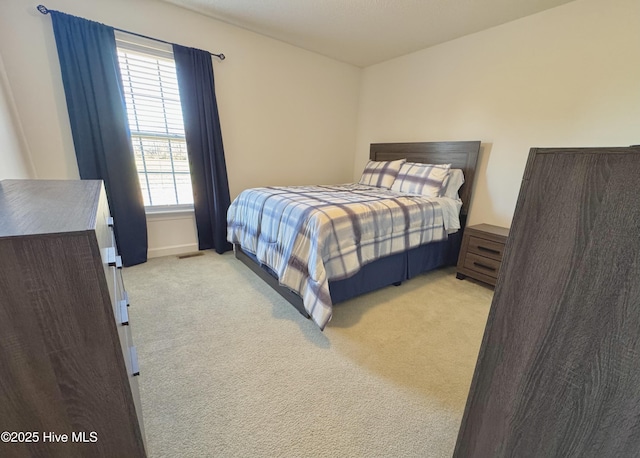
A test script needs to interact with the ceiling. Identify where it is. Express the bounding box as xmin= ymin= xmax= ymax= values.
xmin=160 ymin=0 xmax=576 ymax=67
